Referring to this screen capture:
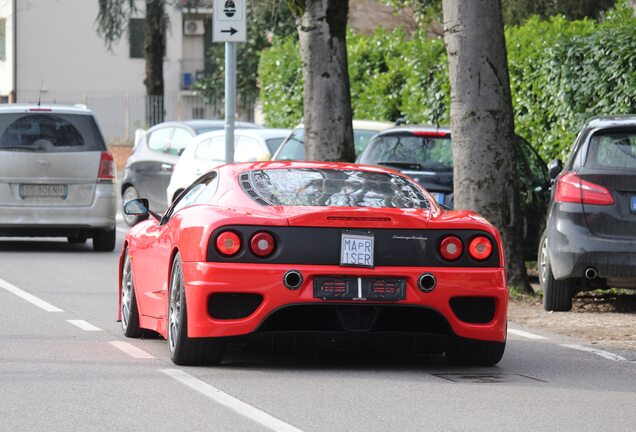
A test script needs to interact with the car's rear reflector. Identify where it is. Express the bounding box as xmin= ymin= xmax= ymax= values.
xmin=439 ymin=235 xmax=463 ymax=261
xmin=216 ymin=231 xmax=241 ymax=256
xmin=555 ymin=172 xmax=614 ymax=206
xmin=412 ymin=130 xmax=449 ymax=138
xmin=468 ymin=236 xmax=493 ymax=260
xmin=98 ymin=151 xmax=115 ymax=182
